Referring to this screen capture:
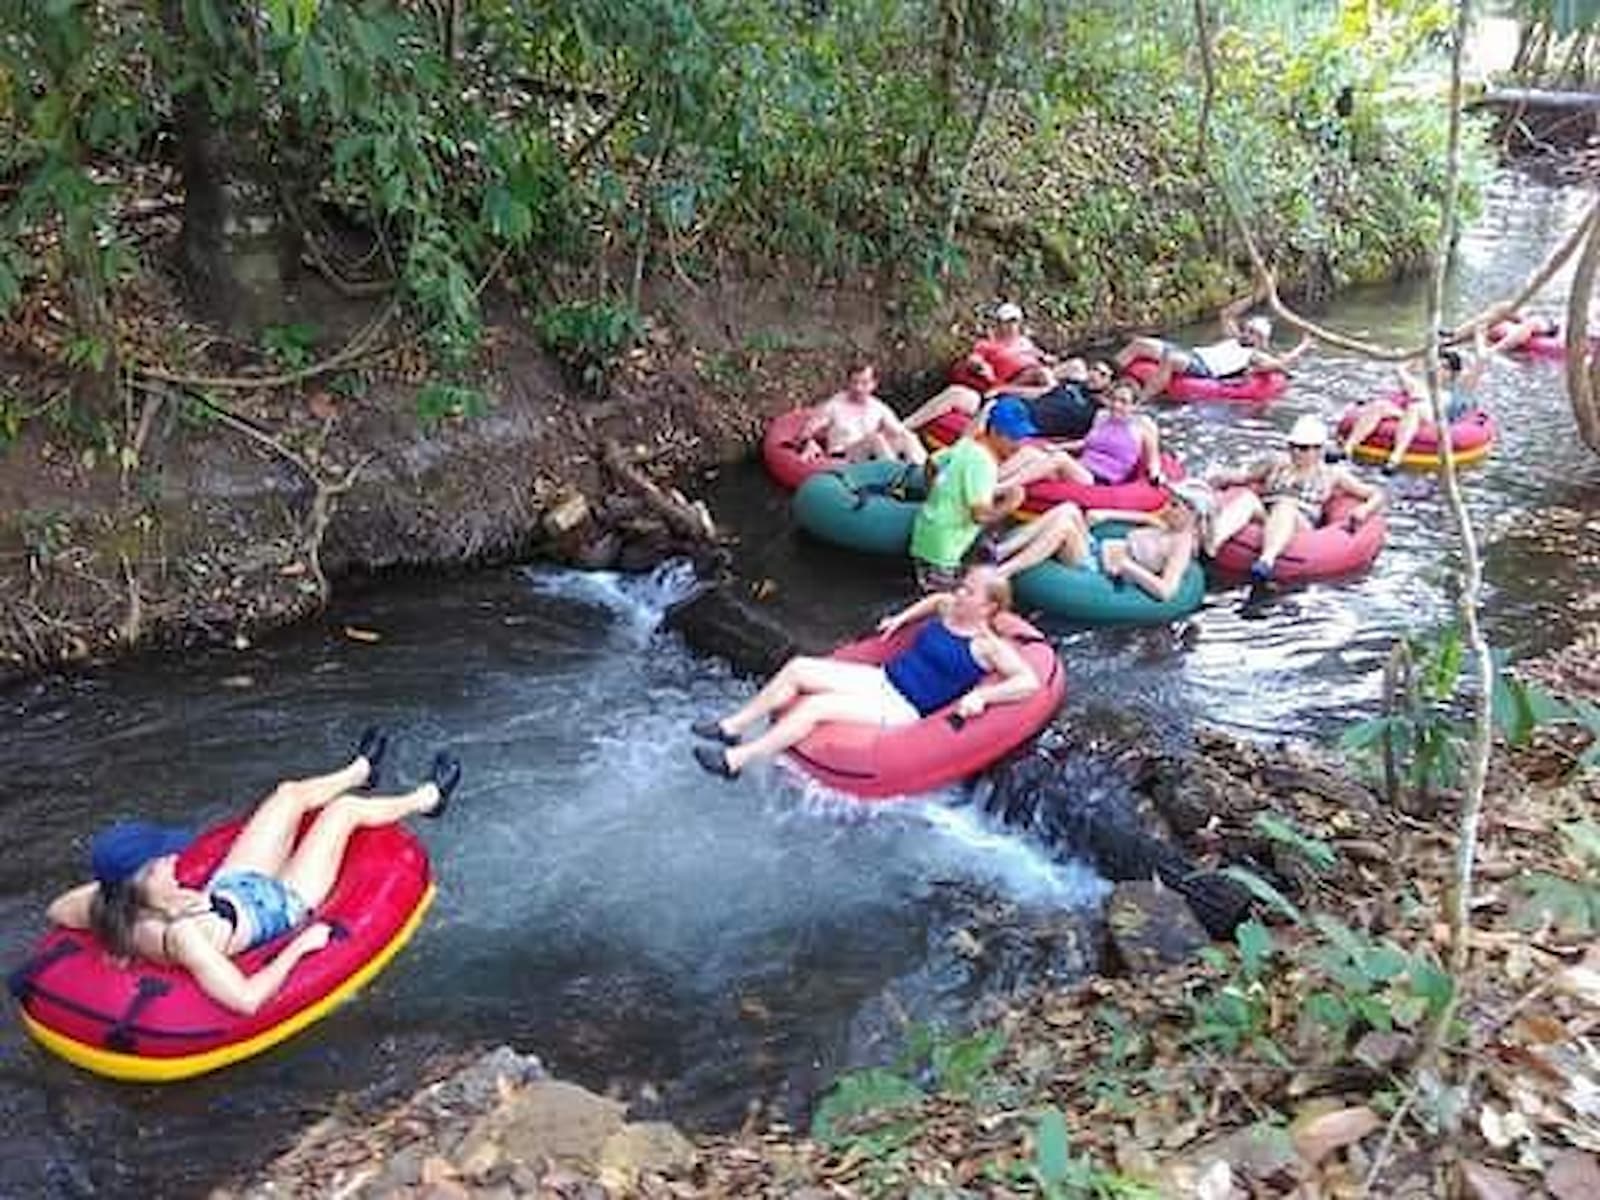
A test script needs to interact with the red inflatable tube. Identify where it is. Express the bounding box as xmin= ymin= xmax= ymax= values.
xmin=11 ymin=817 xmax=433 ymax=1081
xmin=762 ymin=409 xmax=837 ymax=491
xmin=1336 ymin=402 xmax=1497 ymax=468
xmin=1488 ymin=320 xmax=1579 ymax=361
xmin=1210 ymin=490 xmax=1386 ymax=585
xmin=921 ymin=410 xmax=1182 ymax=515
xmin=1123 ymin=356 xmax=1287 ymax=403
xmin=787 ymin=614 xmax=1065 ymax=801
